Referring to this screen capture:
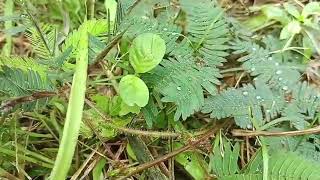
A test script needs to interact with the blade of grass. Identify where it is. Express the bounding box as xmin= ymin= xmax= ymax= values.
xmin=0 ymin=147 xmax=54 ymax=168
xmin=49 ymin=21 xmax=89 ymax=179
